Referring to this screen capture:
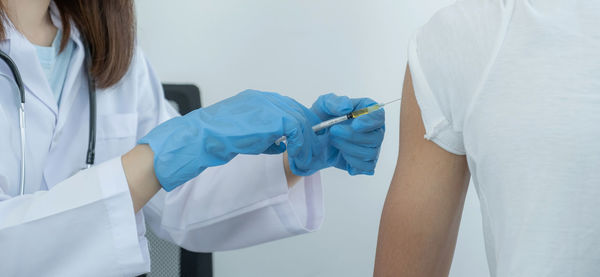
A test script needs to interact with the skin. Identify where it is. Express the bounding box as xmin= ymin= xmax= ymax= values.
xmin=5 ymin=0 xmax=302 ymax=213
xmin=2 ymin=0 xmax=57 ymax=46
xmin=373 ymin=66 xmax=470 ymax=277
